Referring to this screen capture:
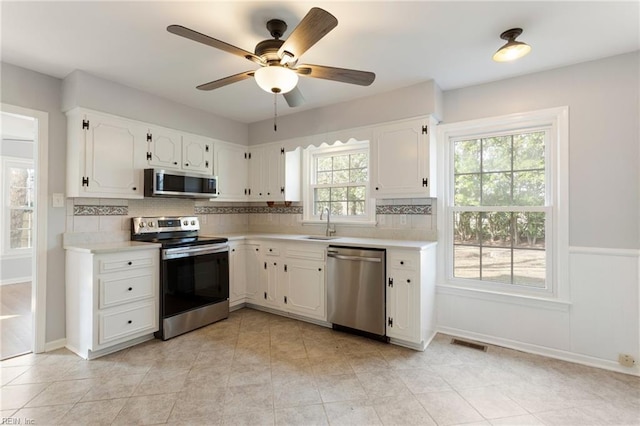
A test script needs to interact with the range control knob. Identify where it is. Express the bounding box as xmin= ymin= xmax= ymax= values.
xmin=183 ymin=220 xmax=188 ymax=226
xmin=191 ymin=220 xmax=196 ymax=225
xmin=148 ymin=221 xmax=154 ymax=228
xmin=140 ymin=222 xmax=146 ymax=228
